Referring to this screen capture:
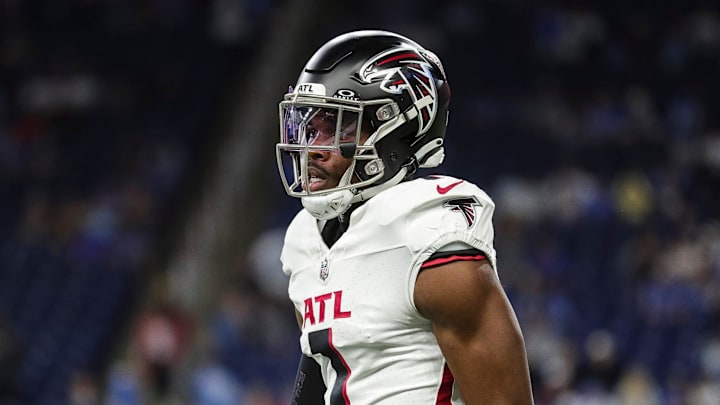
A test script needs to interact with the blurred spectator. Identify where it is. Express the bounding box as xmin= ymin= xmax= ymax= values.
xmin=615 ymin=364 xmax=661 ymax=405
xmin=68 ymin=371 xmax=99 ymax=405
xmin=132 ymin=303 xmax=193 ymax=403
xmin=189 ymin=347 xmax=246 ymax=405
xmin=104 ymin=356 xmax=144 ymax=405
